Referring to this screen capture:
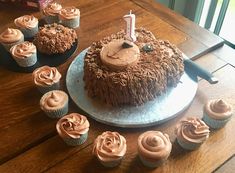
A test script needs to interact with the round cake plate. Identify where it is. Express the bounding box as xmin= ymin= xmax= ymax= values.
xmin=66 ymin=48 xmax=198 ymax=128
